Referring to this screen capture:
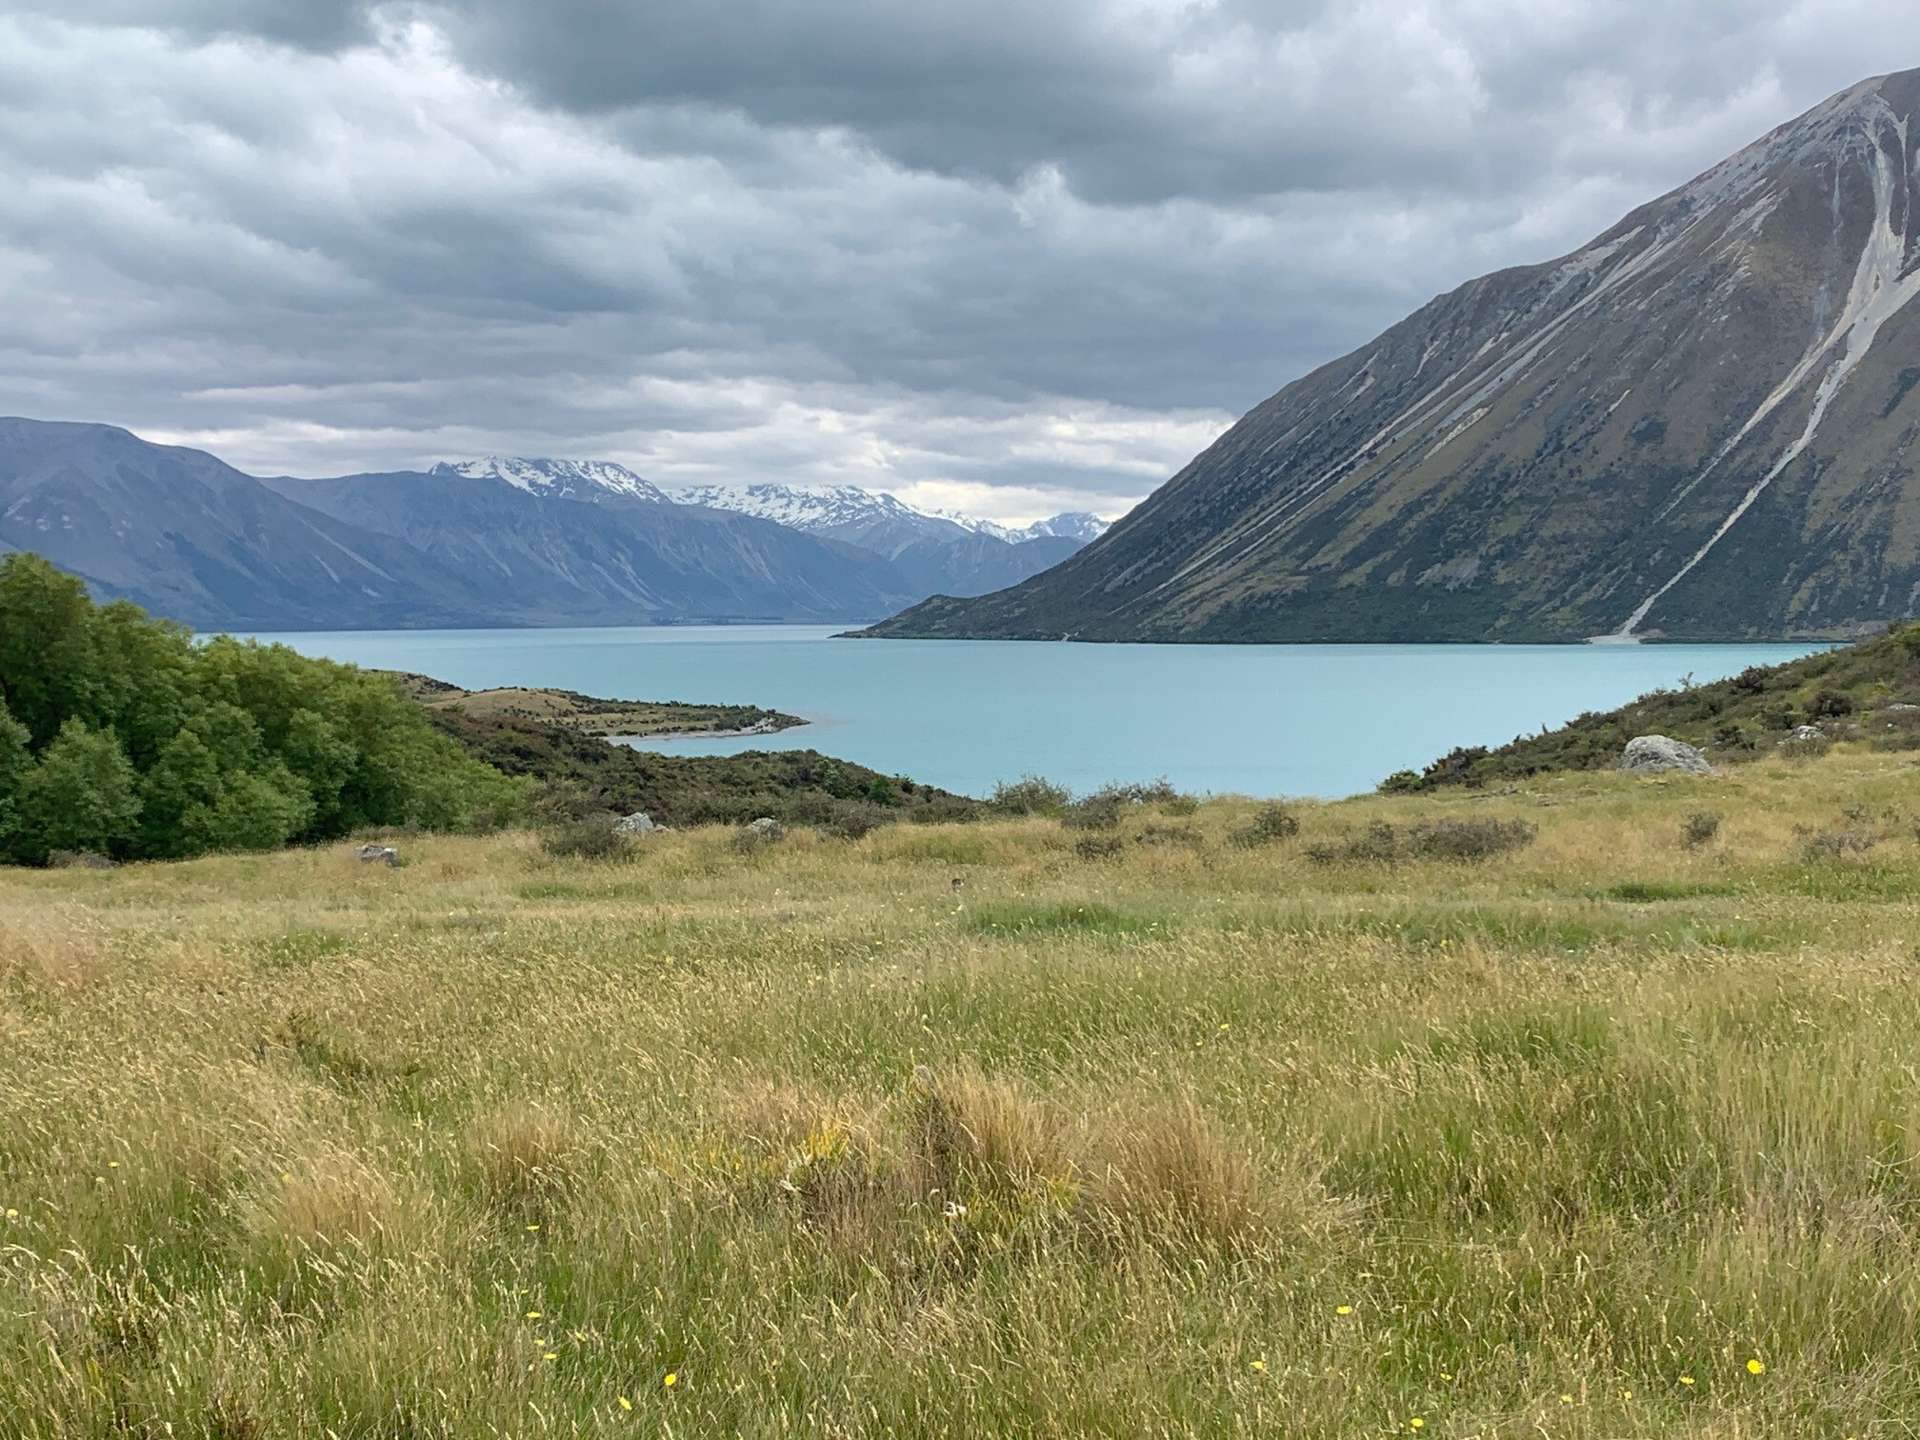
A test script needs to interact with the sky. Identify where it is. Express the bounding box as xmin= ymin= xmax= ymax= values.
xmin=0 ymin=3 xmax=1913 ymax=523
